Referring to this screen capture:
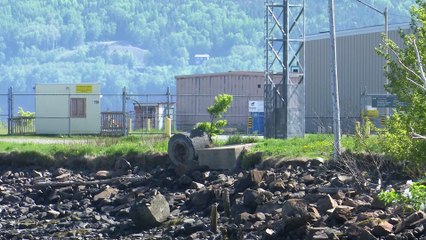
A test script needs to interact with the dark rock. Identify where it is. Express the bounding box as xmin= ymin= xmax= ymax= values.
xmin=372 ymin=220 xmax=393 ymax=237
xmin=2 ymin=194 xmax=22 ymax=204
xmin=308 ymin=206 xmax=321 ymax=221
xmin=255 ymin=212 xmax=266 ymax=221
xmin=93 ymin=187 xmax=119 ymax=202
xmin=302 ymin=174 xmax=315 ymax=185
xmin=177 ymin=174 xmax=193 ymax=187
xmin=281 ymin=199 xmax=310 ymax=231
xmin=395 ymin=211 xmax=426 ymax=233
xmin=289 ymin=191 xmax=306 ymax=199
xmin=333 ymin=190 xmax=345 ymax=200
xmin=327 ymin=205 xmax=353 ymax=225
xmin=174 ymin=219 xmax=207 ymax=237
xmin=347 ymin=224 xmax=377 ymax=240
xmin=239 ymin=212 xmax=256 ymax=223
xmin=307 ymin=227 xmax=329 ymax=240
xmin=403 ymin=231 xmax=416 ymax=240
xmin=2 ymin=171 xmax=12 ymax=178
xmin=31 ymin=170 xmax=43 ymax=178
xmin=242 ymin=188 xmax=272 ymax=211
xmin=371 ymin=195 xmax=387 ymax=210
xmin=114 ymin=157 xmax=132 ymax=171
xmin=174 ymin=164 xmax=192 ymax=177
xmin=46 ymin=209 xmax=61 ymax=219
xmin=243 ymin=189 xmax=259 ymax=209
xmin=414 ymin=223 xmax=425 ymax=237
xmin=316 ymin=194 xmax=338 ymax=213
xmin=256 ymin=202 xmax=282 ymax=216
xmin=407 ymin=211 xmax=426 ymax=227
xmin=412 ymin=217 xmax=426 ymax=229
xmin=234 ymin=170 xmax=264 ymax=193
xmin=129 ymin=193 xmax=170 ymax=230
xmin=330 ymin=174 xmax=353 ymax=187
xmin=52 ymin=168 xmax=67 ymax=176
xmin=310 ymin=158 xmax=325 ymax=167
xmin=189 ymin=170 xmax=203 ymax=183
xmin=268 ymin=179 xmax=285 ymax=191
xmin=95 ymin=170 xmax=115 ymax=179
xmin=190 ymin=181 xmax=205 ymax=190
xmin=189 ymin=189 xmax=213 ymax=210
